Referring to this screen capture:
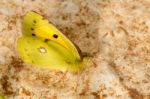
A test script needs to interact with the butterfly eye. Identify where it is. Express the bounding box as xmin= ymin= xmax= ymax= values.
xmin=53 ymin=34 xmax=58 ymax=38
